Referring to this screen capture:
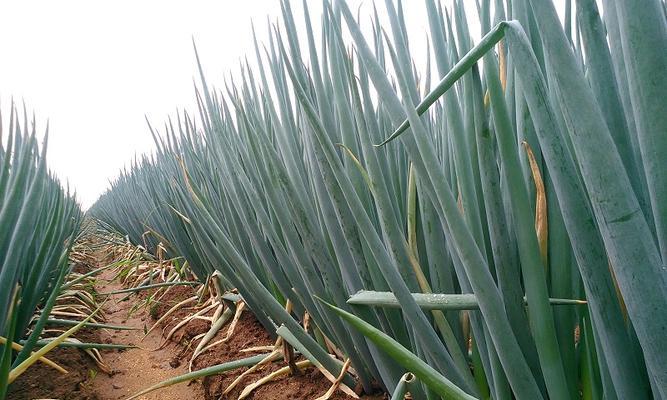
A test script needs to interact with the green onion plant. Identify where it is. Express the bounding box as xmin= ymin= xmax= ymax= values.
xmin=91 ymin=0 xmax=667 ymax=398
xmin=0 ymin=104 xmax=82 ymax=398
